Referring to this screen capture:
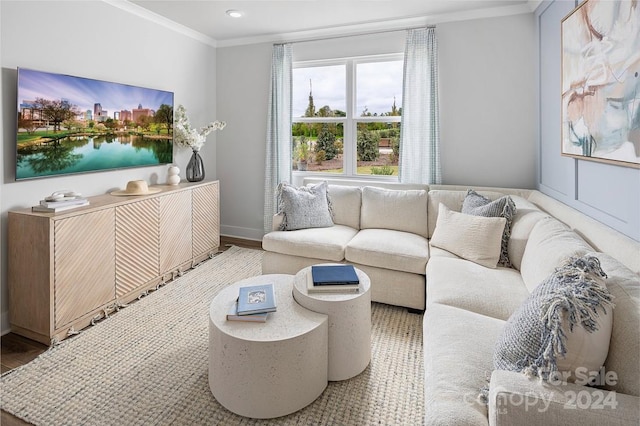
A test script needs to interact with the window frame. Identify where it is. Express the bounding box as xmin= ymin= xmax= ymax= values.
xmin=292 ymin=53 xmax=403 ymax=181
